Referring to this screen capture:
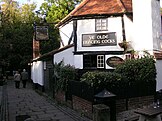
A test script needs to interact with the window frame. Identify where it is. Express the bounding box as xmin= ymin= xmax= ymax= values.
xmin=83 ymin=54 xmax=105 ymax=69
xmin=95 ymin=18 xmax=108 ymax=31
xmin=97 ymin=55 xmax=105 ymax=68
